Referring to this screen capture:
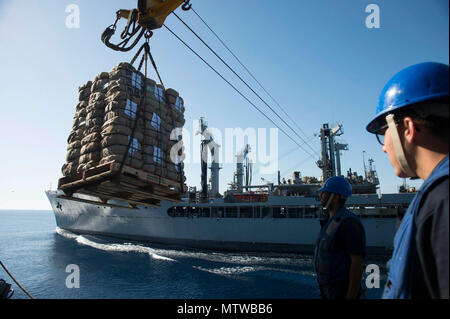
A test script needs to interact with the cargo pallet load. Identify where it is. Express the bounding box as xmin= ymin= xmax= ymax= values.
xmin=58 ymin=62 xmax=186 ymax=208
